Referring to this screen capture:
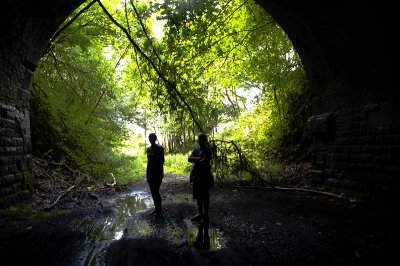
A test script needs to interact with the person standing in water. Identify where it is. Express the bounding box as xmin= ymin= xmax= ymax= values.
xmin=146 ymin=133 xmax=165 ymax=217
xmin=188 ymin=133 xmax=214 ymax=224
